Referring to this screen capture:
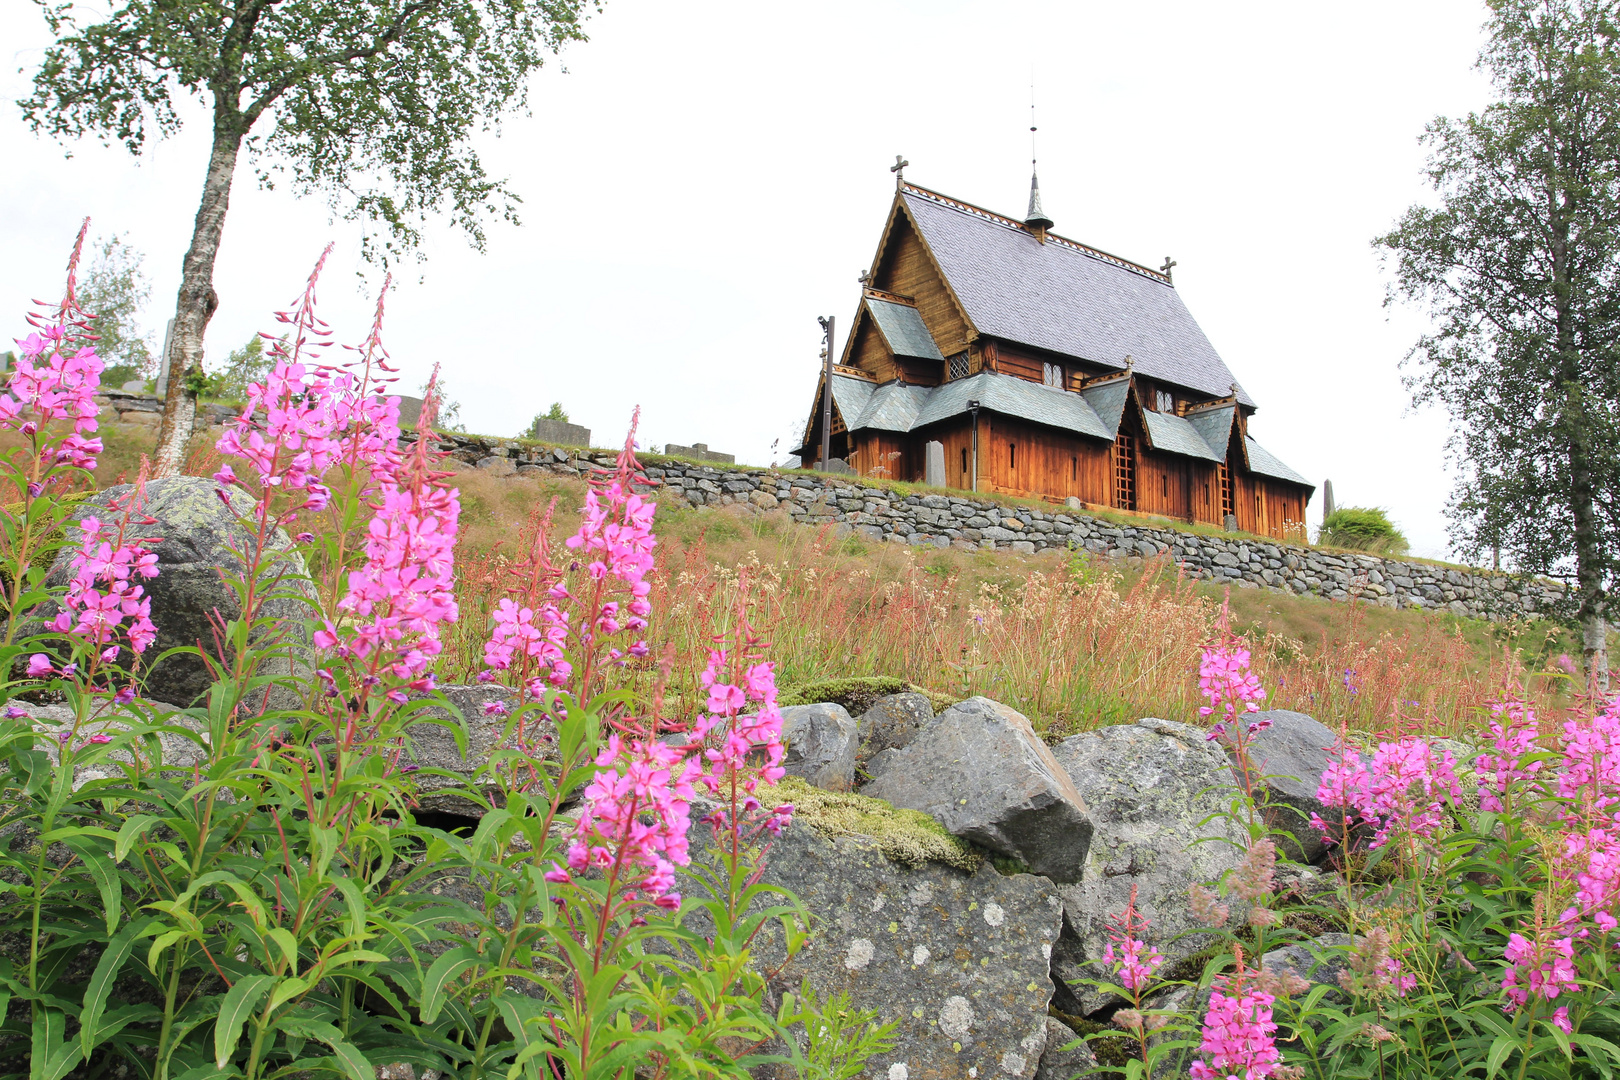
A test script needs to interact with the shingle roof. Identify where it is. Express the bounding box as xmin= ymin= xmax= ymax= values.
xmin=1143 ymin=410 xmax=1223 ymax=463
xmin=806 ymin=372 xmax=1311 ymax=493
xmin=1245 ymin=438 xmax=1312 ymax=487
xmin=1186 ymin=405 xmax=1237 ymax=460
xmin=899 ymin=186 xmax=1255 ymax=407
xmin=866 ymin=298 xmax=944 ymax=360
